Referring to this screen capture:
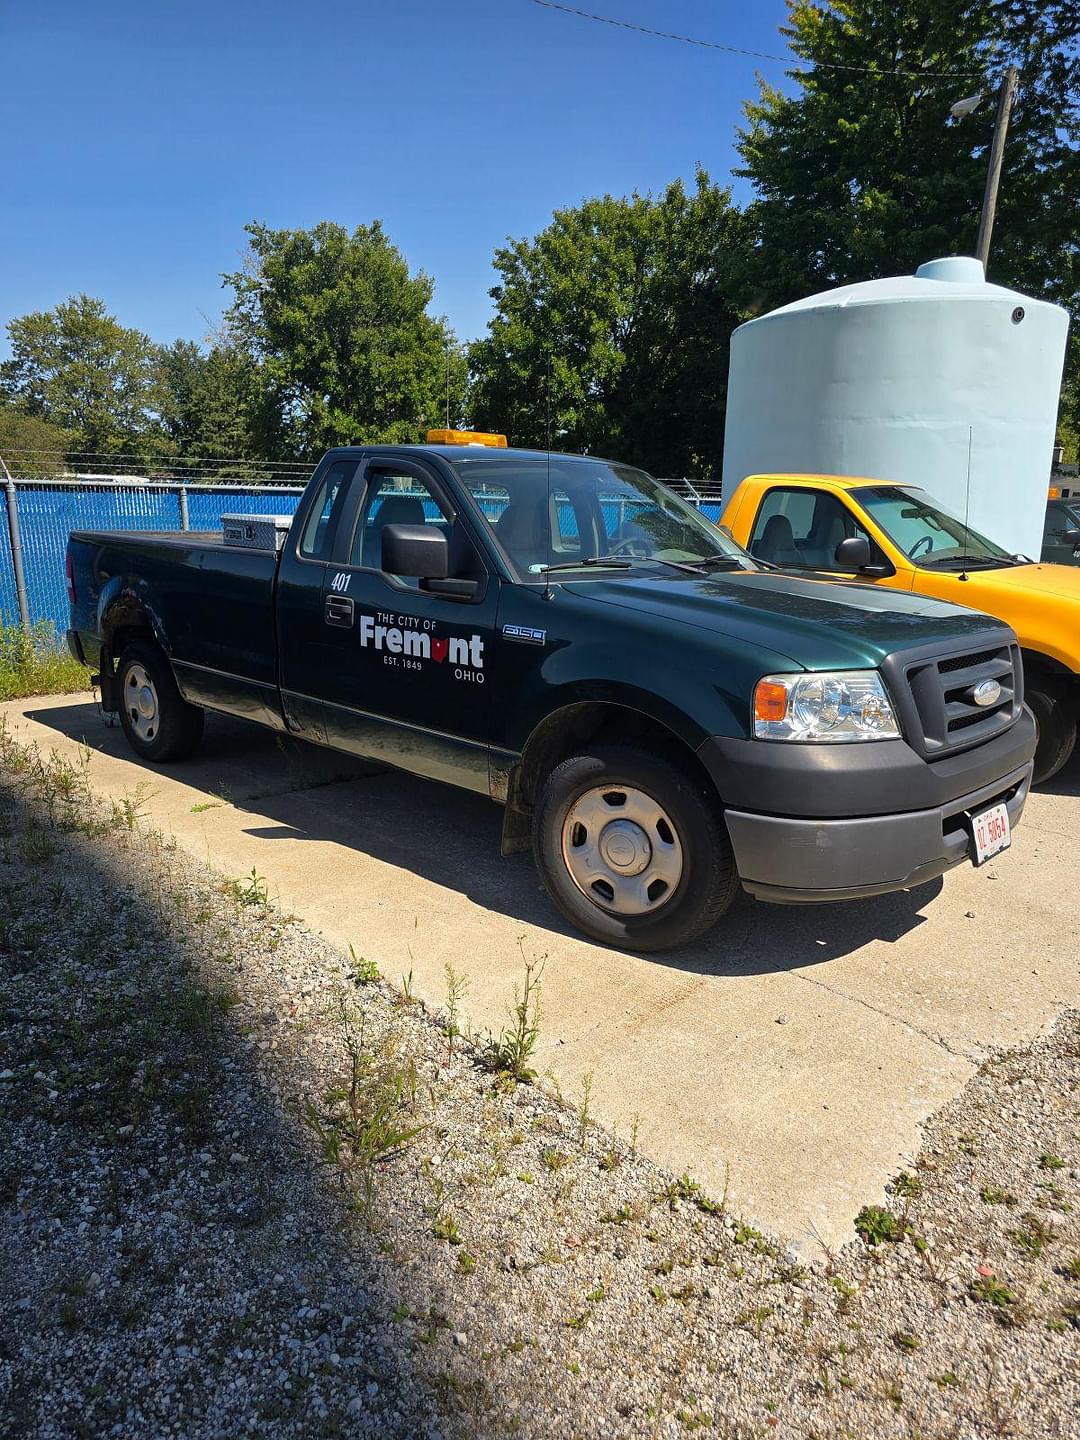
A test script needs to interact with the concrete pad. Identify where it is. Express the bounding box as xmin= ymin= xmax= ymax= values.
xmin=6 ymin=693 xmax=1078 ymax=1253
